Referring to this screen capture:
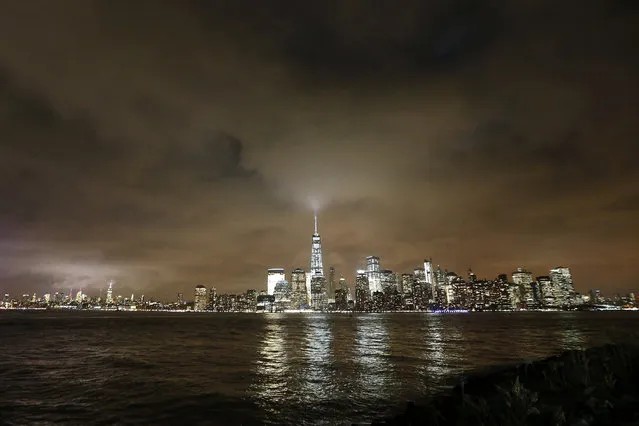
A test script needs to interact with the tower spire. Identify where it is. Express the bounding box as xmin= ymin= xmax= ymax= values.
xmin=314 ymin=213 xmax=318 ymax=234
xmin=310 ymin=212 xmax=324 ymax=277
